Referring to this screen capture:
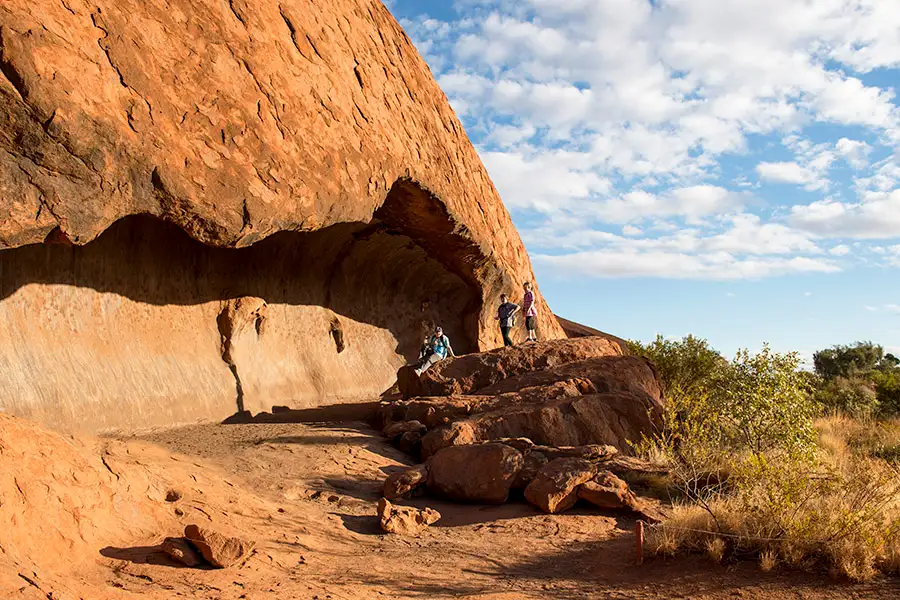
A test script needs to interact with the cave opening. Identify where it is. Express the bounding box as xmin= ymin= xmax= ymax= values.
xmin=0 ymin=179 xmax=485 ymax=432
